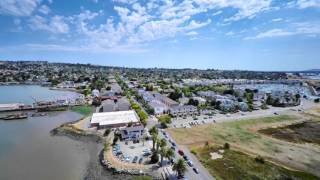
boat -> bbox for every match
[0,113,28,120]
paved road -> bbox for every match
[159,129,215,180]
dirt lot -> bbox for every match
[259,120,320,145]
[168,114,320,177]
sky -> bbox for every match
[0,0,319,71]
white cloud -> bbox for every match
[225,31,235,36]
[212,10,223,16]
[193,0,272,22]
[14,18,21,25]
[271,18,283,22]
[185,31,198,36]
[296,0,320,9]
[245,29,294,39]
[29,15,69,34]
[245,21,320,39]
[38,5,50,14]
[0,0,42,16]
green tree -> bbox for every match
[160,147,167,166]
[150,150,159,163]
[165,148,175,162]
[149,126,158,135]
[151,133,158,150]
[173,158,187,177]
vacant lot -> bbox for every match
[193,145,318,180]
[259,120,320,145]
[168,115,320,177]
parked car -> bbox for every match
[171,146,176,151]
[138,157,143,164]
[193,167,199,174]
[183,155,189,161]
[171,142,176,147]
[170,158,175,164]
[177,175,185,179]
[187,160,193,167]
[132,156,138,163]
[178,150,184,156]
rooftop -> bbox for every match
[91,110,140,126]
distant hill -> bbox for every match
[302,69,320,73]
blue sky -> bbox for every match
[0,0,319,71]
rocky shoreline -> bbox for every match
[51,119,160,180]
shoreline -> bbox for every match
[51,116,159,179]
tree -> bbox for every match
[146,85,153,91]
[160,147,167,166]
[158,115,172,128]
[165,148,175,162]
[150,150,159,163]
[169,90,182,101]
[151,134,158,150]
[187,99,199,106]
[83,88,91,97]
[172,158,187,177]
[159,138,167,149]
[156,136,162,152]
[149,126,158,135]
[113,136,119,145]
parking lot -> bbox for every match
[170,114,217,128]
[112,139,153,165]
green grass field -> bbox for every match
[70,105,94,116]
[168,115,320,178]
[194,145,318,180]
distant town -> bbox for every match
[1,60,320,180]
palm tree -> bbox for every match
[172,158,187,178]
[159,147,167,166]
[165,148,175,163]
[152,134,158,150]
[158,138,167,149]
[149,126,158,135]
[156,137,162,152]
[142,133,147,146]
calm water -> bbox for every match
[0,85,133,180]
[0,86,90,180]
[0,112,91,180]
[0,85,80,105]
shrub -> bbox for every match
[224,143,230,149]
[113,136,119,145]
[104,129,111,136]
[191,150,197,155]
[150,151,159,163]
[255,155,265,164]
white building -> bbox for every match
[90,110,140,129]
[119,124,144,140]
[170,105,198,116]
[92,89,100,97]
